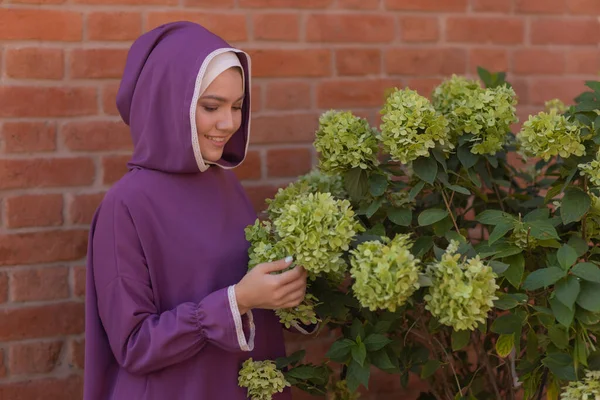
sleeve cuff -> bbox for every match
[228,285,255,351]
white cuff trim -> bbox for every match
[290,321,319,335]
[228,285,255,351]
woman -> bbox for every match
[84,21,308,399]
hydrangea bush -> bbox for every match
[238,70,600,400]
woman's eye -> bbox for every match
[202,106,218,112]
[233,105,243,111]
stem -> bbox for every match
[441,188,460,233]
[536,368,549,400]
[474,334,502,400]
[416,317,454,399]
[486,162,506,212]
[582,176,588,243]
[431,335,463,396]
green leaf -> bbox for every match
[491,313,522,335]
[467,168,482,188]
[576,335,589,367]
[457,145,479,169]
[585,80,600,92]
[542,353,577,381]
[504,254,525,289]
[494,293,526,310]
[352,342,367,366]
[445,184,470,195]
[571,262,600,283]
[421,360,441,379]
[544,184,564,204]
[418,209,449,226]
[476,210,516,225]
[550,297,575,328]
[409,181,426,201]
[526,220,559,240]
[346,360,371,392]
[412,236,434,258]
[488,222,514,245]
[548,325,569,349]
[577,281,600,312]
[413,156,438,185]
[344,168,369,201]
[326,339,355,362]
[568,235,589,257]
[285,365,324,381]
[493,244,522,259]
[365,197,384,218]
[369,174,388,197]
[561,187,592,225]
[275,350,306,369]
[555,276,580,310]
[364,334,392,352]
[496,334,514,357]
[388,208,412,227]
[557,245,578,270]
[451,329,470,351]
[373,321,393,334]
[432,148,448,172]
[523,208,549,222]
[526,329,539,362]
[522,267,565,290]
[350,319,365,341]
[370,348,396,371]
[489,261,509,275]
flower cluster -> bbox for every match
[585,193,600,241]
[275,293,320,329]
[579,149,600,187]
[510,222,538,250]
[432,75,518,155]
[517,110,585,161]
[424,241,499,331]
[328,379,361,400]
[545,98,568,114]
[560,370,600,400]
[314,110,379,174]
[380,88,452,164]
[349,234,421,312]
[238,358,290,400]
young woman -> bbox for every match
[84,21,308,399]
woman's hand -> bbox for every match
[235,257,307,315]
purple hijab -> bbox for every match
[83,21,290,399]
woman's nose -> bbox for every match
[216,111,234,131]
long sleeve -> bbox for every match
[91,196,254,376]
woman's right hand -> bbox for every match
[234,257,308,315]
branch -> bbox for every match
[486,161,506,212]
[441,188,460,233]
[474,334,502,400]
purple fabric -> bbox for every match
[84,21,290,399]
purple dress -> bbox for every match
[83,22,291,400]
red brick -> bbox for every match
[0,158,95,190]
[253,13,299,41]
[265,82,311,110]
[532,19,600,45]
[472,0,512,11]
[1,122,57,153]
[0,302,84,340]
[336,49,381,76]
[251,113,319,144]
[70,338,85,369]
[102,83,120,116]
[405,78,443,98]
[513,49,566,75]
[511,78,530,106]
[337,0,380,8]
[386,0,467,11]
[185,0,235,6]
[267,148,312,178]
[251,84,261,113]
[0,230,88,266]
[239,0,332,7]
[0,9,82,41]
[0,375,82,400]
[385,48,467,76]
[73,266,86,298]
[88,12,141,41]
[399,16,439,43]
[102,155,130,185]
[9,0,66,3]
[0,273,7,304]
[69,193,105,225]
[0,87,97,118]
[62,121,132,151]
[11,267,70,302]
[5,48,64,79]
[243,185,282,212]
[447,17,525,44]
[566,49,600,74]
[5,194,63,229]
[233,150,261,181]
[146,12,247,41]
[75,0,175,4]
[469,48,509,73]
[306,14,394,43]
[70,48,128,79]
[317,80,395,109]
[516,0,567,13]
[0,349,6,378]
[568,0,600,13]
[9,340,64,374]
[529,78,589,106]
[248,49,331,77]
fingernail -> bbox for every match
[285,256,293,263]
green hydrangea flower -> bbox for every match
[274,192,364,277]
[314,110,379,174]
[350,234,421,312]
[432,75,518,155]
[380,88,452,164]
[510,221,538,250]
[238,358,290,400]
[579,149,600,187]
[545,98,568,114]
[560,370,600,400]
[585,193,600,241]
[245,220,287,269]
[517,110,585,161]
[275,292,320,329]
[425,241,499,331]
[328,379,361,400]
[266,169,346,218]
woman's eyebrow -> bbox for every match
[200,94,245,102]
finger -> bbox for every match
[279,276,307,295]
[258,256,294,274]
[280,292,306,308]
[274,264,305,286]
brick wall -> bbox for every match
[0,0,599,399]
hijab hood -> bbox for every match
[117,21,251,173]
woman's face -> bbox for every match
[196,67,244,163]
